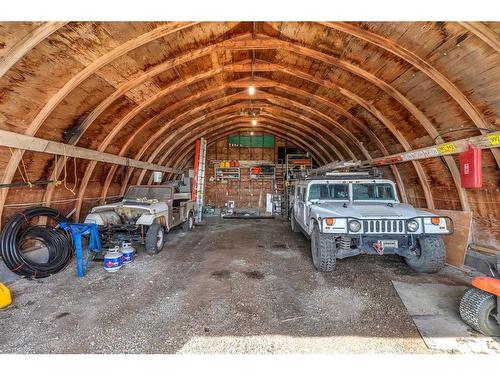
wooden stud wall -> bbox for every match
[204,136,297,210]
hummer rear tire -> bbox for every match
[290,211,300,233]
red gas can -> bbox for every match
[459,145,482,188]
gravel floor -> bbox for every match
[0,217,469,354]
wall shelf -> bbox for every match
[215,167,240,181]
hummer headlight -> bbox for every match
[348,220,361,232]
[407,219,419,232]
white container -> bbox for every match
[152,171,163,183]
[103,246,123,272]
[120,242,135,264]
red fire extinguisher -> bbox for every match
[459,145,482,188]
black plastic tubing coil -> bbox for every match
[0,207,73,278]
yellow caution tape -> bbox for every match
[437,143,456,154]
[488,133,500,146]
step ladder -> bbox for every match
[272,164,285,216]
[193,138,207,223]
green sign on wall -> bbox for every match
[228,134,275,148]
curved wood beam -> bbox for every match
[96,77,375,205]
[0,22,199,224]
[134,109,335,186]
[78,90,371,211]
[95,75,403,205]
[458,22,500,54]
[145,115,337,183]
[28,39,447,213]
[45,69,365,205]
[170,137,408,206]
[46,40,463,206]
[165,120,327,173]
[73,93,348,214]
[104,125,318,205]
[321,21,499,170]
[171,125,317,180]
[100,88,413,208]
[133,98,362,185]
[321,22,496,132]
[168,126,409,204]
[3,30,470,221]
[0,21,68,78]
[147,122,325,186]
[341,88,434,208]
[149,111,411,203]
[86,54,460,208]
[78,107,335,219]
[127,108,334,192]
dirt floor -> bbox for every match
[0,217,471,354]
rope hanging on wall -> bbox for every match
[61,144,78,195]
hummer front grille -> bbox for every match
[363,219,405,234]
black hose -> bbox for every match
[0,207,73,278]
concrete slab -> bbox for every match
[392,281,500,354]
[0,218,477,354]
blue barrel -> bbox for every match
[103,246,122,272]
[120,242,135,264]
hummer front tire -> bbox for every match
[404,235,445,273]
[310,221,336,272]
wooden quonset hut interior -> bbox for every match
[0,21,499,354]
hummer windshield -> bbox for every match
[308,184,349,201]
[352,183,395,201]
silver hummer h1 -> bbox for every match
[290,172,453,273]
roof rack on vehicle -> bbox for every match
[307,160,383,179]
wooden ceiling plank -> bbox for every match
[0,22,198,225]
[458,22,500,54]
[321,22,500,170]
[0,21,68,78]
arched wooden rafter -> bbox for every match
[2,21,495,223]
[458,22,500,54]
[50,50,470,213]
[125,92,434,206]
[70,96,359,219]
[4,43,436,214]
[82,72,432,212]
[0,22,68,78]
[103,95,412,201]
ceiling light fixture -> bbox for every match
[251,118,257,126]
[250,131,254,135]
[248,85,255,95]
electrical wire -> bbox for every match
[3,195,123,208]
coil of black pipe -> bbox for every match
[0,207,73,278]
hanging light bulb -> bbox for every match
[250,131,254,135]
[251,118,257,126]
[248,85,256,95]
